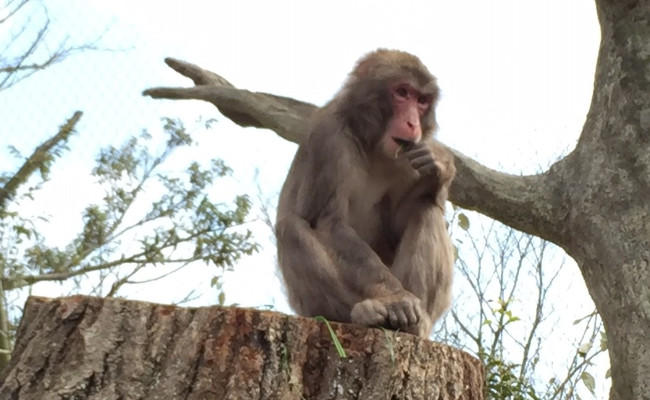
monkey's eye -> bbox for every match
[417,95,431,105]
[395,86,409,99]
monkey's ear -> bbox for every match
[352,49,389,79]
[353,58,373,79]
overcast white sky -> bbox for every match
[1,0,607,395]
[2,0,600,303]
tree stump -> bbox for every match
[0,296,484,399]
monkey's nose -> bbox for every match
[406,118,421,130]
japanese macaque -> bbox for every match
[276,49,455,337]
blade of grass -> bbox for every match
[381,327,395,364]
[314,316,347,358]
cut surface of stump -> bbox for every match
[0,296,484,399]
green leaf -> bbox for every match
[581,371,595,394]
[381,327,395,364]
[577,342,592,357]
[218,291,226,306]
[508,315,520,323]
[314,316,347,358]
[600,330,608,351]
[458,213,470,231]
[13,225,32,238]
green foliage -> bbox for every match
[480,304,540,400]
[580,371,595,395]
[457,212,470,231]
[484,354,540,400]
[1,116,258,294]
[0,116,260,365]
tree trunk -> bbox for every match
[0,296,484,400]
[557,2,650,399]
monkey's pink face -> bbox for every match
[381,83,433,158]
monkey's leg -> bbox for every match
[277,213,419,327]
[390,207,454,337]
[277,215,353,322]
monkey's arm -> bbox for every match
[391,203,454,327]
[390,142,456,334]
[295,131,406,299]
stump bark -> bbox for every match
[0,296,483,399]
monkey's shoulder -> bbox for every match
[298,121,364,171]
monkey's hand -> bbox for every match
[350,291,423,330]
[403,142,442,178]
[402,142,448,201]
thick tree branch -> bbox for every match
[144,58,313,144]
[144,58,566,242]
[0,111,82,211]
[449,150,568,243]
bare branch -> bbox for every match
[0,0,29,24]
[0,1,110,90]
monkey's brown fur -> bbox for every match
[276,49,455,337]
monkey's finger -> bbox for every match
[418,164,440,177]
[371,301,388,319]
[367,312,386,326]
[405,147,431,160]
[413,162,439,177]
[410,155,435,169]
[405,302,419,325]
[387,308,398,327]
[388,307,406,328]
[397,304,413,327]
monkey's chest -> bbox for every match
[348,186,397,262]
[349,198,385,241]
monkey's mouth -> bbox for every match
[393,138,413,151]
[392,138,413,159]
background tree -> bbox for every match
[0,0,101,90]
[0,115,258,370]
[144,1,650,398]
[0,0,258,371]
[440,210,606,399]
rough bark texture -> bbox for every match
[142,2,650,398]
[0,296,484,400]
